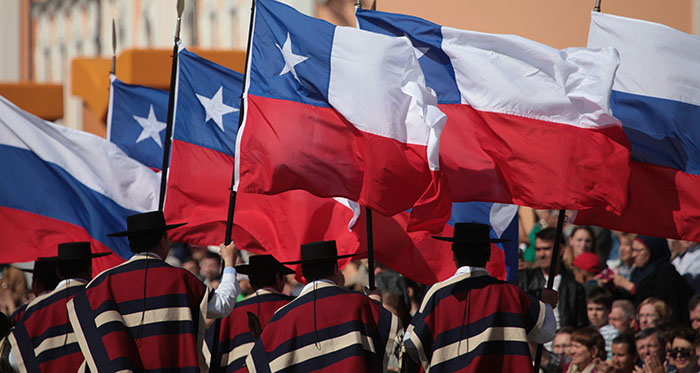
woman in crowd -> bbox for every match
[565,327,607,373]
[613,233,636,280]
[564,226,597,270]
[667,328,699,373]
[636,297,672,330]
[613,235,694,324]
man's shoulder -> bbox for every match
[88,257,198,289]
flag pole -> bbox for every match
[533,209,566,372]
[213,0,257,371]
[157,0,185,211]
[594,0,602,12]
[111,19,116,75]
[353,0,379,293]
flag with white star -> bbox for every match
[236,0,450,230]
[164,46,244,246]
[106,75,168,170]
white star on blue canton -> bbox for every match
[132,104,166,147]
[195,86,238,132]
[276,33,309,84]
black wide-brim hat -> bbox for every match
[433,223,510,245]
[37,242,111,261]
[280,240,356,265]
[107,211,186,238]
[236,255,295,275]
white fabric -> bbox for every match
[0,95,159,213]
[439,26,621,130]
[543,273,563,329]
[300,279,336,295]
[588,11,700,106]
[328,27,446,171]
[672,245,700,278]
[489,204,518,238]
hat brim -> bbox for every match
[280,253,357,265]
[432,236,511,244]
[107,222,188,237]
[37,252,112,262]
[235,264,295,276]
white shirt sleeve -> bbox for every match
[206,267,241,318]
[528,303,557,344]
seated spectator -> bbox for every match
[689,295,700,333]
[635,328,667,372]
[181,257,202,280]
[613,233,636,280]
[564,327,607,373]
[609,299,637,335]
[587,287,618,359]
[200,251,222,285]
[667,327,698,373]
[519,227,588,329]
[669,240,700,293]
[573,252,604,293]
[563,226,596,271]
[610,334,637,373]
[613,236,694,325]
[637,297,672,330]
[0,266,27,317]
[552,326,575,358]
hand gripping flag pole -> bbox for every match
[157,0,185,211]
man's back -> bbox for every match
[406,269,548,372]
[9,280,85,372]
[206,289,292,372]
[246,281,400,372]
[68,255,208,372]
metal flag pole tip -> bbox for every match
[594,0,602,12]
[111,19,116,74]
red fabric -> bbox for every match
[575,161,700,241]
[0,206,124,275]
[237,95,451,229]
[439,104,631,214]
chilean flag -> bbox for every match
[356,9,631,215]
[107,75,168,171]
[235,0,450,229]
[0,95,159,273]
[575,12,700,240]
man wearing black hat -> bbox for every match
[245,240,401,372]
[66,211,241,372]
[9,259,60,325]
[402,223,558,372]
[205,254,294,372]
[7,241,109,372]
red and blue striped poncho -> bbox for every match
[405,269,547,372]
[205,289,292,372]
[67,255,209,372]
[246,281,401,372]
[8,280,86,372]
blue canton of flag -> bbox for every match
[173,47,243,156]
[106,75,168,170]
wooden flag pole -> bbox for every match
[532,209,566,372]
[157,0,185,211]
[213,0,257,371]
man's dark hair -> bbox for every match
[535,227,565,245]
[556,325,575,336]
[671,327,698,346]
[688,294,700,311]
[453,243,490,268]
[202,251,222,264]
[612,334,637,356]
[57,259,91,280]
[587,287,614,309]
[129,232,164,253]
[301,261,336,282]
[249,272,280,290]
[634,327,664,345]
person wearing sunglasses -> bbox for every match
[668,328,699,373]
